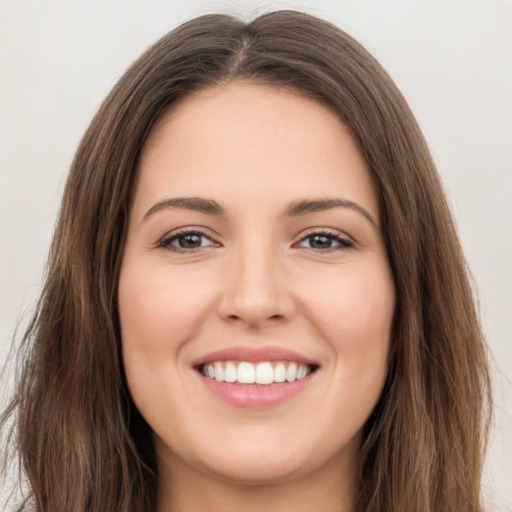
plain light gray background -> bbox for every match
[1,0,511,508]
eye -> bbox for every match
[296,231,354,251]
[158,230,217,252]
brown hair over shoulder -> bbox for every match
[1,10,491,512]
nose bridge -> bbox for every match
[218,236,293,327]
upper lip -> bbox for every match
[191,346,320,368]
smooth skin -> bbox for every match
[118,82,395,512]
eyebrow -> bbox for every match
[143,196,376,227]
[144,197,225,220]
[285,198,377,227]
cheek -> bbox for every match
[305,263,394,341]
[117,261,221,423]
[303,263,394,384]
[117,261,214,424]
[118,262,215,356]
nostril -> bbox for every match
[223,312,285,328]
[217,279,296,327]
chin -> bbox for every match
[198,449,311,485]
[179,425,359,487]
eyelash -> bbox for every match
[157,228,354,254]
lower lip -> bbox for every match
[197,372,315,409]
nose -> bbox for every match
[217,245,296,329]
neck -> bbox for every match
[155,446,358,512]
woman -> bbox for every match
[0,10,491,512]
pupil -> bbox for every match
[310,235,332,249]
[179,234,202,248]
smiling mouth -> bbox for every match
[197,361,319,385]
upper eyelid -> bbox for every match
[299,227,344,235]
[295,227,353,242]
[160,226,216,241]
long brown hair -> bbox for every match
[1,10,491,512]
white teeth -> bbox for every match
[274,363,286,382]
[224,362,237,383]
[214,361,224,382]
[286,362,297,382]
[297,364,308,380]
[237,362,256,383]
[203,361,312,385]
[255,362,274,384]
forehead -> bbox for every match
[135,82,378,220]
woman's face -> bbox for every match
[119,83,395,486]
